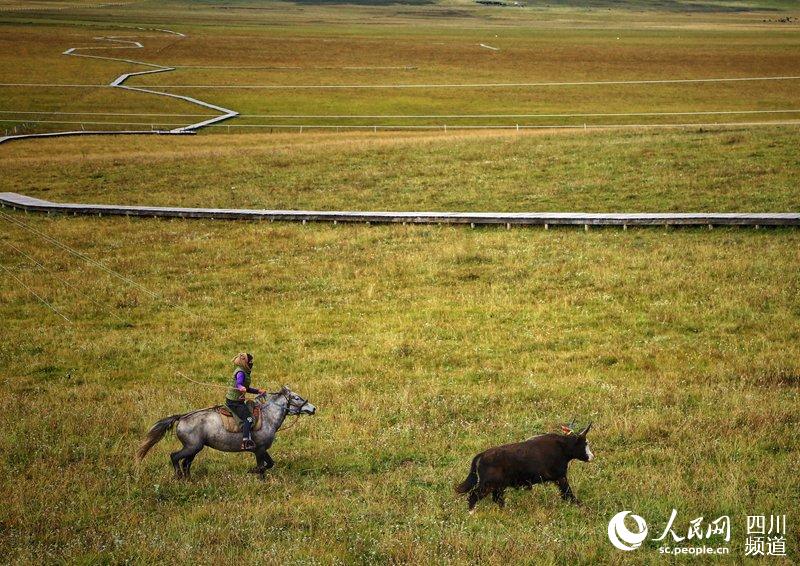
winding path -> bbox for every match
[0,29,238,144]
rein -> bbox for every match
[256,390,307,432]
[280,414,302,431]
[176,371,229,390]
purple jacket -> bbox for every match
[235,370,261,394]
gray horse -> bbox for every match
[136,386,316,478]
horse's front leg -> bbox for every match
[249,445,274,477]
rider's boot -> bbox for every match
[240,417,255,450]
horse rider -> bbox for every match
[226,352,267,450]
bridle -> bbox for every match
[280,390,310,416]
[255,389,310,430]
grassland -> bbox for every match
[1,0,799,564]
[2,127,799,212]
[1,0,800,133]
[1,198,799,564]
[1,127,799,564]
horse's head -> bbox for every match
[277,385,316,416]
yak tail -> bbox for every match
[455,454,481,494]
[136,414,182,462]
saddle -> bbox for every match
[215,400,264,434]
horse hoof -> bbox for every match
[248,467,264,474]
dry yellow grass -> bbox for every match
[2,4,800,133]
[1,210,798,563]
[1,1,799,563]
[2,126,799,212]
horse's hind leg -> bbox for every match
[170,449,184,479]
[181,446,203,479]
[171,444,201,480]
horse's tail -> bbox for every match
[455,454,482,494]
[136,414,183,462]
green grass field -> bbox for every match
[1,0,799,564]
[3,127,800,212]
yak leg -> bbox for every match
[491,488,506,509]
[467,485,491,514]
[467,491,481,514]
[556,477,578,503]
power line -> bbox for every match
[221,109,800,119]
[0,210,198,320]
[2,240,127,323]
[2,75,800,89]
[3,119,800,131]
[190,120,800,130]
[2,109,800,119]
[0,263,72,323]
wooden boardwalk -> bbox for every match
[0,30,236,146]
[1,192,798,227]
[0,130,192,145]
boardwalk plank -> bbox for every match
[1,192,797,227]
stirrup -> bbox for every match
[241,438,256,451]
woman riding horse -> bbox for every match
[226,352,267,450]
[136,385,316,479]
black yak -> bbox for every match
[455,423,594,513]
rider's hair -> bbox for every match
[232,352,252,370]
